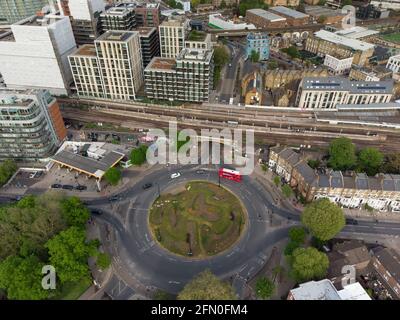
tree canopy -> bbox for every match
[281,46,300,59]
[104,167,122,186]
[281,184,293,198]
[45,226,97,284]
[328,137,357,171]
[178,270,236,300]
[61,196,90,227]
[238,0,268,16]
[255,276,275,299]
[130,145,148,166]
[358,147,384,176]
[250,50,260,63]
[290,247,329,282]
[382,153,400,174]
[289,227,307,244]
[301,198,345,241]
[0,159,17,186]
[0,255,49,300]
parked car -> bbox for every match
[170,172,181,179]
[51,184,62,189]
[345,218,358,225]
[196,170,206,174]
[29,172,36,179]
[75,185,87,191]
[142,183,153,190]
[62,185,74,190]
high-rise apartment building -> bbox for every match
[57,0,105,45]
[0,0,49,25]
[100,5,136,32]
[159,16,189,59]
[0,88,67,161]
[296,77,393,109]
[0,14,77,95]
[144,48,213,102]
[69,30,143,101]
[134,3,160,28]
[138,27,160,68]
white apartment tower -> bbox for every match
[69,30,143,100]
[0,14,77,95]
[159,16,189,59]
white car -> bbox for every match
[170,172,181,179]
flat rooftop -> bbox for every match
[137,27,156,36]
[52,149,124,179]
[14,14,65,27]
[305,5,345,17]
[71,44,97,57]
[247,9,286,22]
[290,279,341,300]
[270,6,309,19]
[96,30,137,42]
[177,48,213,62]
[335,26,379,39]
[146,57,176,71]
[314,30,375,51]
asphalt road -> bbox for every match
[85,164,400,297]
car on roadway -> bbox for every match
[345,218,358,225]
[170,172,181,179]
[62,185,74,190]
[90,209,103,216]
[51,184,62,189]
[142,183,153,190]
[75,185,87,191]
[108,195,120,202]
[196,169,206,174]
[228,63,232,67]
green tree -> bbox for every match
[273,176,281,186]
[318,0,326,5]
[341,0,352,6]
[281,184,293,198]
[255,276,275,299]
[191,0,200,7]
[261,163,267,172]
[238,0,268,16]
[250,49,260,63]
[178,270,236,300]
[358,147,383,176]
[268,60,278,70]
[45,227,97,283]
[290,247,329,282]
[382,153,400,174]
[130,145,148,166]
[317,15,327,24]
[220,0,227,8]
[0,159,17,186]
[0,255,49,300]
[301,198,345,241]
[284,241,300,256]
[104,167,122,186]
[328,137,357,170]
[61,196,90,227]
[214,46,229,66]
[307,159,320,169]
[289,227,306,244]
[97,252,111,269]
[281,46,300,59]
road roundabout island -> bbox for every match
[88,164,297,296]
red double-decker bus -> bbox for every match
[219,168,242,182]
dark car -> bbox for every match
[90,209,103,216]
[51,184,62,189]
[142,183,153,190]
[62,185,74,190]
[345,218,358,225]
[109,195,119,202]
[196,169,206,174]
[75,185,87,191]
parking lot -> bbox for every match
[10,170,45,189]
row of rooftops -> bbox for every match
[300,77,394,94]
[271,146,400,192]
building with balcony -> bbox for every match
[0,0,48,25]
[144,48,213,102]
[159,16,190,59]
[58,0,105,45]
[0,14,77,95]
[138,27,160,68]
[100,5,136,32]
[323,53,353,75]
[0,88,67,161]
[296,77,393,109]
[387,54,400,74]
[69,30,143,100]
[134,3,160,28]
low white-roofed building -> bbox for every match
[337,282,372,300]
